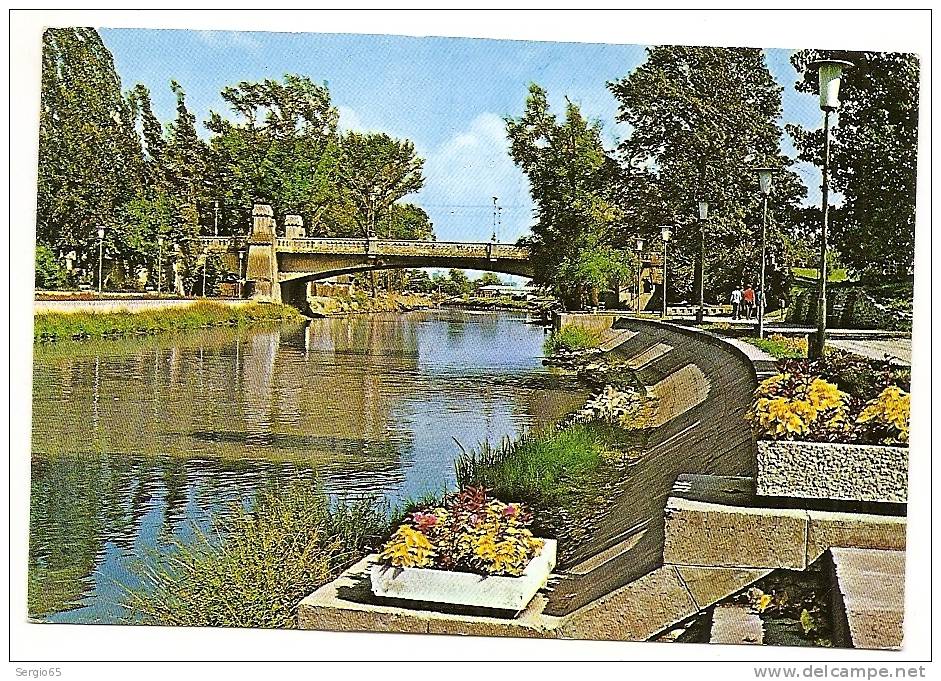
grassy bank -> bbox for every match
[543,324,602,354]
[122,482,389,628]
[34,301,303,342]
[307,291,436,316]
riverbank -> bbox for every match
[307,291,438,316]
[442,294,555,314]
[33,300,303,342]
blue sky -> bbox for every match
[100,28,825,248]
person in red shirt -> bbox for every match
[742,285,756,320]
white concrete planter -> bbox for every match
[369,539,557,614]
[757,440,908,504]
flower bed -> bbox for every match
[371,487,555,613]
[747,352,910,503]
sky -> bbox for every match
[99,28,827,251]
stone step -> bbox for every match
[710,604,764,645]
[829,547,905,650]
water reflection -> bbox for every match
[30,310,585,623]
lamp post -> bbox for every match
[754,167,775,339]
[491,196,498,242]
[635,236,646,314]
[695,201,709,323]
[660,225,673,319]
[213,200,221,237]
[237,248,245,298]
[808,58,853,359]
[202,247,209,298]
[156,236,165,295]
[96,226,106,295]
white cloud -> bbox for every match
[416,112,534,244]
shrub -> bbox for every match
[35,243,68,290]
[747,373,849,440]
[856,386,910,445]
[122,482,388,628]
[543,324,601,354]
[379,486,543,576]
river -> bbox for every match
[29,309,586,624]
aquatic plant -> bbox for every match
[543,324,602,355]
[122,481,388,629]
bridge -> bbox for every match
[197,204,533,307]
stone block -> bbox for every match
[559,566,698,641]
[830,547,905,650]
[806,510,907,564]
[710,604,764,645]
[757,440,908,504]
[663,497,808,569]
[674,566,771,609]
[297,556,562,638]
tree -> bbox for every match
[205,75,341,233]
[474,272,503,290]
[506,84,630,309]
[38,28,144,275]
[441,268,473,297]
[788,50,918,279]
[338,132,425,237]
[609,46,806,304]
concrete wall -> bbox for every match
[551,312,619,333]
[757,440,908,504]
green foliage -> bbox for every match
[609,46,804,305]
[788,50,918,279]
[506,84,631,308]
[742,334,807,359]
[34,243,67,290]
[543,325,602,354]
[122,481,389,628]
[454,424,609,506]
[474,271,504,289]
[34,302,303,342]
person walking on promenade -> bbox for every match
[730,285,743,320]
[742,284,756,320]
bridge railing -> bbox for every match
[195,237,247,251]
[276,238,529,260]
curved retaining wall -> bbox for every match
[545,318,762,615]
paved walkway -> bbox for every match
[544,320,759,616]
[827,338,911,366]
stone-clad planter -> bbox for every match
[757,440,908,504]
[370,539,557,614]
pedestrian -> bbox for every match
[742,284,756,320]
[730,285,742,320]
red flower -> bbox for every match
[411,512,438,531]
[502,504,519,519]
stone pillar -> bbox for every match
[245,203,281,302]
[284,214,306,239]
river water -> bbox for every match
[29,309,585,623]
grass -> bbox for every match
[454,424,611,507]
[122,481,389,629]
[34,301,303,343]
[792,267,849,282]
[543,324,602,355]
[742,334,808,359]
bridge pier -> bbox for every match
[245,204,281,303]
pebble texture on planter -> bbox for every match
[757,440,908,503]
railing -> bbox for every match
[195,237,247,251]
[275,238,530,260]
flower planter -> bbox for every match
[756,440,908,504]
[370,539,557,614]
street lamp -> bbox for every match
[202,247,209,298]
[695,201,709,323]
[660,226,673,319]
[96,226,106,295]
[491,196,498,242]
[807,58,853,358]
[635,236,646,314]
[156,235,165,295]
[213,200,221,237]
[237,248,246,298]
[753,167,775,339]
